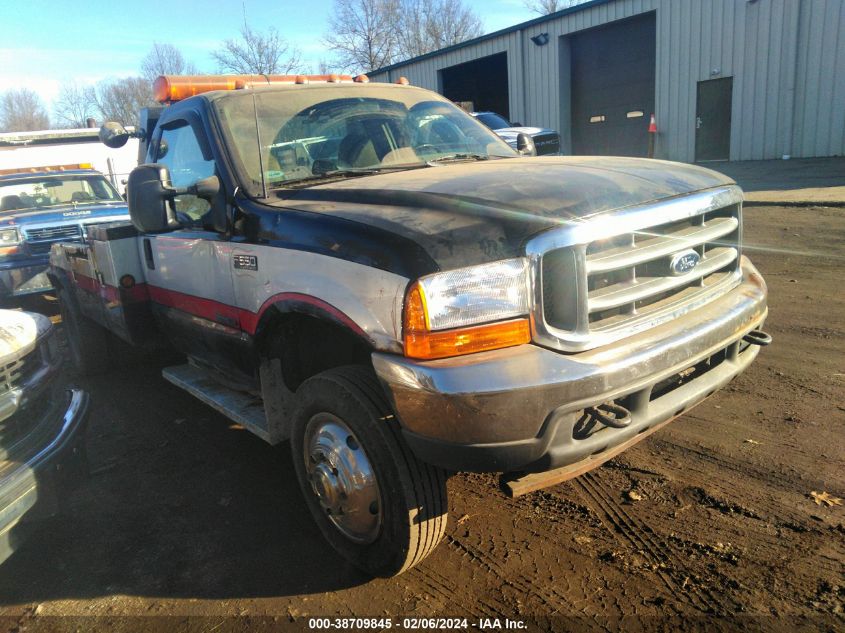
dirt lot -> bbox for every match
[0,204,843,632]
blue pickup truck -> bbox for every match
[0,165,130,299]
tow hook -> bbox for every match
[743,329,772,346]
[586,402,633,429]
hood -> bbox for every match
[0,310,51,367]
[0,201,128,228]
[270,156,735,269]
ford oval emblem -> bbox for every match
[669,249,700,276]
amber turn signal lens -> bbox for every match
[403,282,531,360]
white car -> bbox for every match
[0,309,89,564]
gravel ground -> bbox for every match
[1,204,843,633]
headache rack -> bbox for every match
[528,186,744,352]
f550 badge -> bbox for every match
[233,254,258,271]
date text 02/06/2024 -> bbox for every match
[307,617,528,629]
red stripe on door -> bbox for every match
[146,285,242,328]
[71,273,366,340]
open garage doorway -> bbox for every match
[440,53,510,120]
[569,13,656,156]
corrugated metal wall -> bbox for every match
[370,0,845,162]
[794,0,845,159]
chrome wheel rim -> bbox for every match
[303,413,382,544]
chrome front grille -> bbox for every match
[0,345,42,397]
[529,186,744,352]
[24,225,82,241]
[0,357,29,394]
[585,207,739,329]
[23,224,83,255]
[533,133,561,156]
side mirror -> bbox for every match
[126,164,181,233]
[100,122,130,149]
[188,175,228,234]
[517,133,537,156]
[188,175,220,200]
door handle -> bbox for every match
[696,117,703,129]
[143,238,155,270]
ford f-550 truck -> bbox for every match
[49,74,770,577]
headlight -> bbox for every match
[0,228,20,245]
[419,258,531,330]
[404,258,532,360]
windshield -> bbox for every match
[474,112,512,130]
[213,85,516,194]
[0,174,123,213]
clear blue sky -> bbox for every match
[0,0,535,115]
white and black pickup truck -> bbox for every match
[49,74,770,577]
[471,111,561,156]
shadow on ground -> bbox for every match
[704,156,845,192]
[0,362,369,603]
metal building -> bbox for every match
[369,0,845,162]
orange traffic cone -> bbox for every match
[648,114,657,157]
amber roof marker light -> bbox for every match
[0,163,93,176]
[152,74,358,103]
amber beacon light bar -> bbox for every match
[152,74,410,104]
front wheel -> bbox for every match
[291,366,448,577]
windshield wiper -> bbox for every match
[268,164,429,190]
[268,169,380,189]
[426,153,490,165]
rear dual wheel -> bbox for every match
[291,366,448,577]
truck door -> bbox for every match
[141,117,244,374]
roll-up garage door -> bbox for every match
[570,13,656,157]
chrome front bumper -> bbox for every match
[373,256,768,473]
[0,389,90,564]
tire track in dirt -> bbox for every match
[445,535,586,618]
[573,471,736,614]
[651,436,813,493]
[456,478,604,535]
[647,436,834,533]
[409,564,508,619]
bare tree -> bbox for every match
[212,25,302,74]
[92,77,154,128]
[325,0,482,72]
[324,0,400,72]
[141,42,199,81]
[0,88,50,132]
[523,0,585,16]
[396,0,482,58]
[54,82,98,128]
